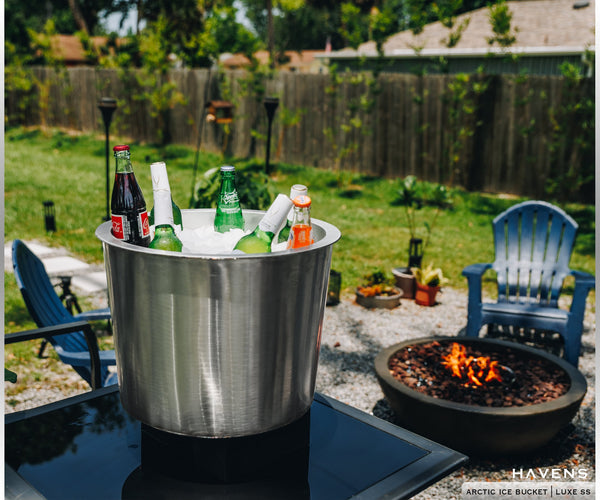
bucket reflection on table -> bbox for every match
[96,209,341,438]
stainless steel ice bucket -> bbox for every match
[96,209,340,438]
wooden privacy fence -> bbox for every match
[5,67,594,200]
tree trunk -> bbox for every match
[68,0,89,34]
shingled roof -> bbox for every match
[332,0,594,57]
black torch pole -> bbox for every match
[98,98,117,221]
[263,97,279,176]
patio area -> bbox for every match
[5,279,595,498]
[318,290,595,498]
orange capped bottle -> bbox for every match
[287,195,314,249]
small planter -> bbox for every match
[392,267,415,300]
[414,282,440,306]
[356,287,403,309]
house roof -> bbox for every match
[326,0,595,58]
[50,35,112,64]
[221,50,327,71]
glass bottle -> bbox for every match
[149,171,182,234]
[287,195,314,249]
[110,145,151,247]
[149,162,183,252]
[214,165,244,233]
[233,194,293,254]
[277,184,308,243]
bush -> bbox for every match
[191,160,278,210]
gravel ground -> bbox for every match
[316,289,596,499]
[5,287,595,499]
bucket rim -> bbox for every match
[96,208,341,259]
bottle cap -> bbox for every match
[221,165,235,172]
[151,162,171,191]
[113,145,130,152]
[292,195,311,208]
[290,184,308,200]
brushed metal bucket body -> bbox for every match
[96,209,340,437]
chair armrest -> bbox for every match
[5,321,102,390]
[74,308,111,322]
[570,270,595,289]
[568,270,595,316]
[53,348,116,367]
[462,263,493,308]
[462,263,493,279]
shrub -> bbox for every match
[191,160,277,210]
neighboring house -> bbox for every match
[321,0,595,75]
[221,50,328,73]
[48,35,114,66]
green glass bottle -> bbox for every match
[233,194,293,254]
[277,184,308,243]
[214,165,244,233]
[149,162,183,252]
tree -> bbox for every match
[5,0,126,61]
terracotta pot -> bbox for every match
[355,287,403,309]
[414,282,440,306]
[392,267,415,299]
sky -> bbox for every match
[100,9,143,36]
[100,1,252,36]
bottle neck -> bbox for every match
[258,194,293,235]
[292,206,311,227]
[154,224,176,234]
[114,153,133,174]
[287,185,308,222]
[220,174,237,195]
[153,190,174,226]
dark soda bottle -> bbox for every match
[110,145,151,246]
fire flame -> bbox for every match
[441,343,504,387]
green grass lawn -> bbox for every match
[5,126,596,336]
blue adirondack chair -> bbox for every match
[11,239,117,387]
[462,201,594,367]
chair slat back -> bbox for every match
[12,240,73,327]
[492,201,577,307]
[12,240,102,385]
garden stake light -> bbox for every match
[43,200,56,233]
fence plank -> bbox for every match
[5,67,593,201]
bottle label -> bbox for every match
[111,214,127,240]
[259,194,293,234]
[139,211,150,237]
[288,224,314,249]
[222,192,239,204]
[112,211,150,241]
[152,192,174,227]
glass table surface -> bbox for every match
[5,386,467,500]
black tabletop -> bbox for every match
[5,386,467,500]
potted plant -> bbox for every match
[392,176,452,299]
[411,264,448,306]
[356,271,403,309]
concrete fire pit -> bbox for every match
[375,337,587,456]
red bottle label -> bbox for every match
[111,214,126,240]
[139,211,150,237]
